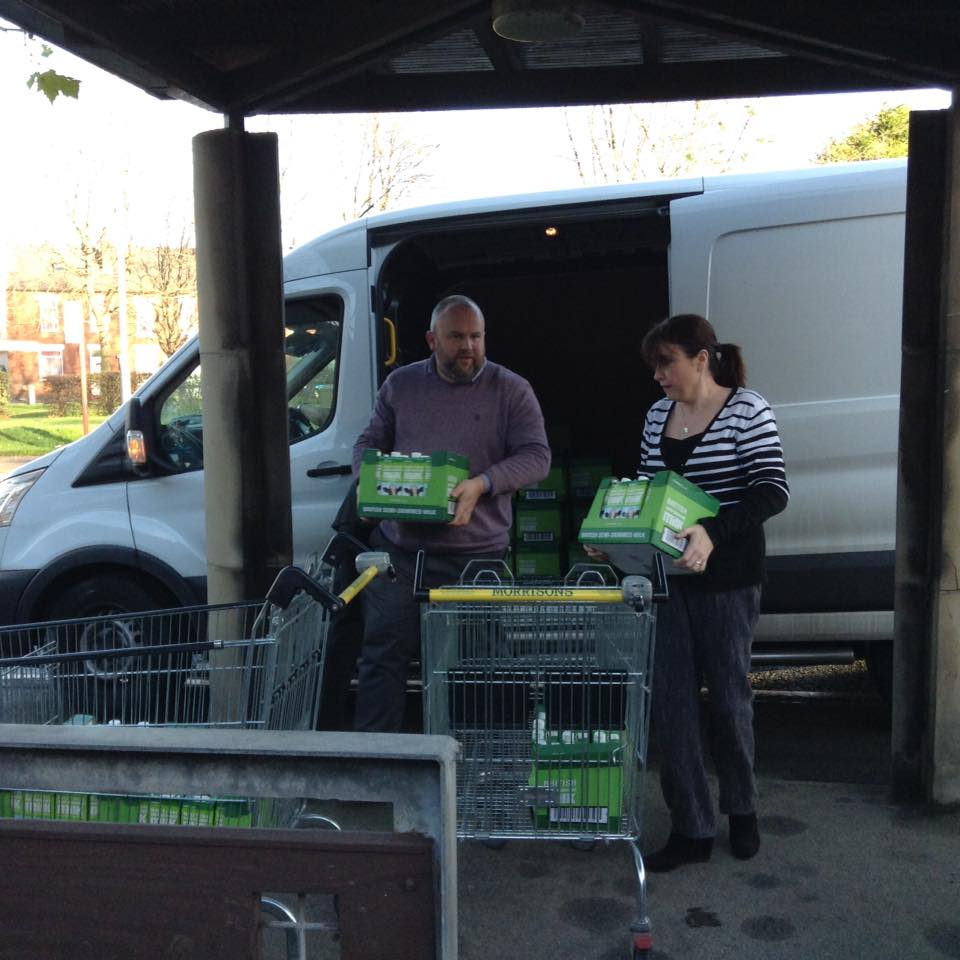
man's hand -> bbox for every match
[449,475,487,526]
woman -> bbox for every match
[638,313,789,871]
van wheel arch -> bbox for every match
[40,570,176,622]
[22,554,194,625]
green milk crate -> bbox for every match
[637,470,721,557]
[567,457,612,500]
[213,799,254,827]
[55,792,90,821]
[517,462,567,503]
[11,790,57,819]
[514,545,566,579]
[529,710,625,831]
[139,796,183,825]
[180,796,218,826]
[514,503,565,546]
[88,794,141,823]
[578,470,719,558]
[357,449,469,522]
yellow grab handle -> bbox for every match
[338,564,381,606]
[383,317,398,368]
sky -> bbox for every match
[0,20,952,255]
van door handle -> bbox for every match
[307,462,353,478]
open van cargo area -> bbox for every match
[376,202,674,477]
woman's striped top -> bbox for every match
[640,387,789,588]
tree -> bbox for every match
[273,113,438,250]
[2,26,81,102]
[815,104,910,164]
[344,114,437,220]
[563,100,765,185]
[130,227,198,358]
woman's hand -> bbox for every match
[583,544,610,563]
[676,523,715,573]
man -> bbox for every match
[351,294,551,732]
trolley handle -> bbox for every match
[413,549,429,602]
[319,530,370,572]
[413,549,659,609]
[266,555,394,613]
[650,552,670,603]
[266,566,346,611]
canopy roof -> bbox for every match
[1,1,955,118]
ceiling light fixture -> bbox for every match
[491,0,585,43]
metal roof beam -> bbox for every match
[256,58,924,116]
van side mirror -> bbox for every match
[125,396,158,477]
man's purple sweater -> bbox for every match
[352,357,551,554]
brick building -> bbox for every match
[2,243,197,403]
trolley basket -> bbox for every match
[417,552,668,959]
[0,533,390,730]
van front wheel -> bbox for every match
[44,575,173,722]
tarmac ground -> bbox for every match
[457,775,960,960]
[454,691,960,960]
[0,456,36,477]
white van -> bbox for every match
[0,159,906,685]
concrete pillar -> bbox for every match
[931,101,960,804]
[192,129,293,605]
[891,109,949,800]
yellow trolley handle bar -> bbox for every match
[339,550,396,607]
[338,564,381,606]
[411,550,665,610]
[426,585,628,604]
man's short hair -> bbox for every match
[430,294,484,332]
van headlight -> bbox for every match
[0,468,45,527]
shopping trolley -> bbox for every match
[0,533,392,730]
[0,536,395,960]
[417,552,668,960]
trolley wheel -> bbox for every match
[569,839,597,851]
[632,928,653,958]
[45,575,175,723]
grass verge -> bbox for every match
[0,404,109,457]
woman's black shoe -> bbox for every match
[643,833,713,873]
[729,813,760,860]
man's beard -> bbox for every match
[439,355,479,383]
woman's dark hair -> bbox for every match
[641,313,746,388]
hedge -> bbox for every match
[43,373,153,416]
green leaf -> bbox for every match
[27,68,81,104]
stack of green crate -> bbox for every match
[0,788,252,828]
[514,460,567,579]
[565,457,612,567]
[527,707,626,832]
